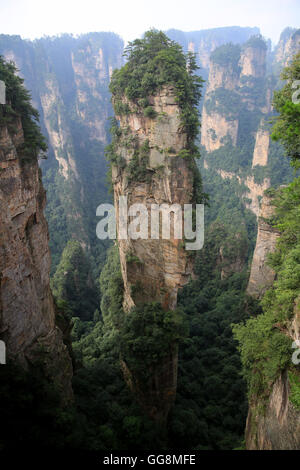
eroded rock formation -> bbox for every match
[216,169,270,218]
[245,192,300,449]
[246,369,300,450]
[111,85,197,423]
[201,39,267,152]
[246,193,280,298]
[275,28,300,67]
[0,114,73,401]
[0,33,124,252]
[252,122,269,168]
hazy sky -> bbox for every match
[0,0,299,45]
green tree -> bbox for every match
[52,240,99,321]
[234,51,300,402]
[0,55,47,161]
[271,51,300,168]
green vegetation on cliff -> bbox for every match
[0,56,47,161]
[110,29,203,142]
[272,51,300,168]
[233,52,300,402]
[243,35,268,51]
[210,43,241,69]
[51,240,99,321]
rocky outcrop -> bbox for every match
[201,50,240,151]
[246,370,300,450]
[206,60,240,93]
[275,28,300,67]
[243,176,270,217]
[113,87,195,312]
[252,122,269,168]
[245,297,300,450]
[201,37,273,217]
[216,169,270,217]
[240,43,266,78]
[40,76,78,180]
[245,191,300,450]
[219,232,248,280]
[167,27,259,72]
[0,33,124,257]
[201,38,267,152]
[112,86,197,422]
[246,193,280,297]
[201,108,238,152]
[0,115,73,401]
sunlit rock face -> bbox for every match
[111,85,197,423]
[252,123,269,168]
[246,193,280,298]
[0,33,124,253]
[0,114,73,402]
[200,38,276,218]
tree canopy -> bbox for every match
[0,56,47,160]
[271,51,300,168]
[109,29,203,142]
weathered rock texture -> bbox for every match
[0,33,124,255]
[246,193,280,297]
[112,86,196,422]
[200,37,278,218]
[246,299,300,450]
[201,41,267,152]
[240,44,266,78]
[167,27,259,72]
[252,122,269,168]
[219,233,248,280]
[246,370,300,450]
[246,194,300,450]
[0,115,73,401]
[275,28,300,67]
[216,169,270,218]
[201,108,238,152]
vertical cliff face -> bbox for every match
[246,369,300,450]
[0,114,73,401]
[109,32,202,424]
[246,193,280,298]
[111,86,196,423]
[201,38,267,153]
[200,36,281,218]
[240,44,266,78]
[252,121,269,168]
[201,45,241,151]
[39,72,78,180]
[275,28,300,67]
[167,26,259,73]
[243,189,300,450]
[113,86,195,313]
[0,33,124,265]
